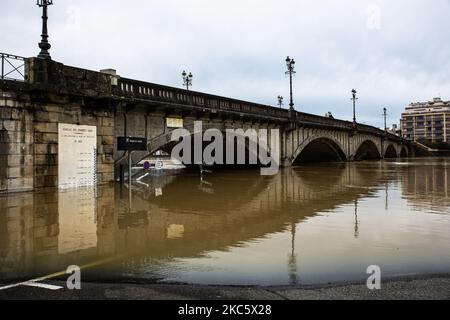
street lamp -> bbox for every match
[36,0,54,60]
[383,107,388,132]
[182,70,193,91]
[351,89,358,124]
[277,95,284,108]
[285,56,296,110]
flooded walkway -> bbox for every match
[1,158,450,286]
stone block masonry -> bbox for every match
[0,58,116,193]
[0,97,115,192]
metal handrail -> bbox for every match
[1,52,26,81]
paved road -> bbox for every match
[1,274,450,300]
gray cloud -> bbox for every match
[1,0,449,127]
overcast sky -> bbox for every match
[1,0,450,127]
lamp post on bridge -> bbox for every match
[285,56,296,111]
[36,0,53,60]
[182,70,193,91]
[383,107,388,133]
[277,95,284,108]
[351,89,358,126]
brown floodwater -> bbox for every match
[1,158,450,286]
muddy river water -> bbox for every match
[1,158,449,285]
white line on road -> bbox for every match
[0,254,125,292]
[0,281,63,291]
[22,282,64,290]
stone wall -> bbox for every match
[0,58,116,193]
[0,90,34,192]
[0,95,115,192]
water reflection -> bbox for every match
[58,188,97,255]
[288,221,298,285]
[0,158,449,285]
[354,199,359,238]
[402,160,450,213]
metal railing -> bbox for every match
[1,53,26,81]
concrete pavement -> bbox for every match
[1,273,449,300]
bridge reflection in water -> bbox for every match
[1,159,450,285]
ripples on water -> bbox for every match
[0,158,449,285]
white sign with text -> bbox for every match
[58,123,97,189]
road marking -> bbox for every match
[0,281,62,291]
[0,254,125,291]
[0,283,25,291]
[22,282,64,290]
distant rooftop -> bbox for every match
[403,97,450,114]
[408,97,449,106]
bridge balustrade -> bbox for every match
[115,77,404,141]
[116,77,289,119]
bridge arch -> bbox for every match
[400,146,408,158]
[354,140,381,161]
[384,144,398,158]
[143,126,275,166]
[292,136,347,164]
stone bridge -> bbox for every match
[0,56,414,192]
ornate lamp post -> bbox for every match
[182,70,193,91]
[383,107,388,132]
[285,56,296,110]
[351,89,358,125]
[36,0,54,60]
[277,95,284,108]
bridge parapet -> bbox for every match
[24,58,113,98]
[116,77,289,120]
[115,77,404,141]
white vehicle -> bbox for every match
[137,151,186,171]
